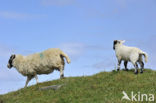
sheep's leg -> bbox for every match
[35,74,39,84]
[25,77,30,88]
[134,63,139,74]
[25,76,33,88]
[139,61,144,73]
[59,65,64,79]
[60,68,64,79]
[124,61,128,71]
[117,60,122,71]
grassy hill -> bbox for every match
[0,69,156,103]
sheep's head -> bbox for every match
[113,40,125,50]
[7,54,16,69]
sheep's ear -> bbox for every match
[121,40,125,44]
[11,54,16,59]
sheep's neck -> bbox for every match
[115,44,123,51]
[14,56,25,71]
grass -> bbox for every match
[0,69,156,103]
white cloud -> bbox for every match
[59,43,85,60]
[41,0,75,6]
[59,42,110,60]
[115,0,137,8]
[91,56,116,71]
[0,11,29,19]
[116,0,127,8]
[85,45,110,51]
[0,11,46,19]
[0,44,14,59]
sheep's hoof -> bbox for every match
[140,71,143,74]
[61,77,66,79]
[134,71,138,74]
[60,75,65,79]
[123,68,129,71]
[60,77,65,79]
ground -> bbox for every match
[0,69,156,103]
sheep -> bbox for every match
[7,48,71,87]
[113,40,148,74]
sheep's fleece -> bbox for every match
[7,48,70,87]
[113,40,148,74]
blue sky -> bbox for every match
[0,0,156,94]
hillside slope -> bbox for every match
[0,69,156,103]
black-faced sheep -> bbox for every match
[7,48,71,87]
[113,40,148,74]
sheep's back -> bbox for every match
[116,46,137,61]
[26,48,63,66]
[14,48,64,75]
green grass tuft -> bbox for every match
[0,69,156,103]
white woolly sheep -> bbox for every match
[113,40,148,74]
[7,48,71,87]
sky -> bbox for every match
[0,0,156,94]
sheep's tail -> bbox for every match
[60,52,71,64]
[140,51,148,63]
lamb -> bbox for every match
[113,40,148,74]
[7,48,71,87]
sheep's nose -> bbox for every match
[7,64,11,69]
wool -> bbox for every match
[8,48,70,87]
[113,40,148,74]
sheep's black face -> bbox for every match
[113,40,119,50]
[113,40,125,50]
[7,54,16,69]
